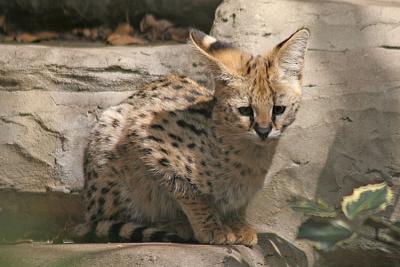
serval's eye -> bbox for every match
[272,106,286,115]
[238,106,253,117]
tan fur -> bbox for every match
[78,29,310,245]
[119,223,136,239]
[96,221,114,237]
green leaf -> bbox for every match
[297,218,353,251]
[341,182,393,220]
[291,198,337,217]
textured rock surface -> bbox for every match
[0,44,210,193]
[0,0,221,32]
[0,234,307,267]
[212,0,400,264]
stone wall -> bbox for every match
[0,44,211,193]
[1,0,400,265]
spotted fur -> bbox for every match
[75,28,310,245]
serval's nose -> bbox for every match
[254,123,272,140]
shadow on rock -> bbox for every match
[255,232,308,267]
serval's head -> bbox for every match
[190,29,310,145]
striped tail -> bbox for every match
[72,221,196,243]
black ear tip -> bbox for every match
[189,28,207,43]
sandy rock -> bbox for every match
[0,233,307,267]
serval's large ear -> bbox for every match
[269,28,310,81]
[190,29,251,79]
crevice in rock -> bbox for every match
[340,116,353,122]
[0,77,19,87]
[3,143,52,168]
[0,116,27,128]
[46,64,150,75]
[17,113,63,138]
[380,45,400,50]
[308,48,348,53]
[3,113,67,152]
[103,65,150,75]
[0,0,222,34]
[303,84,317,88]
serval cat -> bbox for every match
[75,28,310,246]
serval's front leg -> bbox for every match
[177,196,237,245]
[225,207,258,246]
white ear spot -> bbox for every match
[203,35,217,48]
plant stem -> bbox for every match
[366,215,400,235]
[354,229,400,247]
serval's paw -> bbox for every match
[195,225,237,245]
[232,224,258,246]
